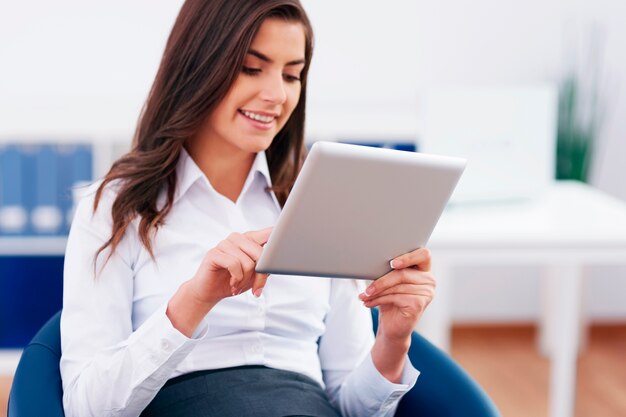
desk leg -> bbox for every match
[541,265,583,417]
[540,268,559,357]
[416,261,452,352]
[540,267,587,356]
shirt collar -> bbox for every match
[251,149,273,187]
[174,147,273,204]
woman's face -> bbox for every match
[201,18,306,155]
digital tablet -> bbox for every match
[256,141,466,280]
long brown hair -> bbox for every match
[94,0,314,264]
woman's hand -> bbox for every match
[167,227,272,337]
[189,227,273,304]
[359,247,436,382]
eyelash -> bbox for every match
[242,66,301,83]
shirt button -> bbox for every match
[160,340,171,351]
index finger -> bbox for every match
[391,247,431,271]
[244,227,273,245]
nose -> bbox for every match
[259,72,287,104]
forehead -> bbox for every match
[250,18,306,60]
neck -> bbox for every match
[185,138,255,203]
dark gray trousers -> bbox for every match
[140,365,342,417]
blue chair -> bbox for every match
[8,310,500,417]
[8,311,64,417]
[371,308,500,416]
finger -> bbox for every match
[227,232,263,261]
[244,227,273,246]
[251,272,270,298]
[365,269,435,298]
[363,292,434,310]
[391,247,432,271]
[361,272,436,300]
[209,249,244,291]
[359,283,427,301]
[216,240,256,288]
[364,286,435,305]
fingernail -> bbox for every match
[390,260,396,269]
[365,286,375,296]
[253,288,263,298]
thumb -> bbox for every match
[251,272,270,298]
[245,227,273,246]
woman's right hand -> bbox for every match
[166,227,272,337]
[187,227,273,304]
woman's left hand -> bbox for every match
[359,247,436,343]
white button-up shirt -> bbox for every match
[60,149,419,417]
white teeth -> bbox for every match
[241,110,275,123]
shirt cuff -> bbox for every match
[127,303,209,382]
[351,352,420,412]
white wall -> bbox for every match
[301,0,421,139]
[1,0,625,321]
[0,0,185,137]
[583,0,626,202]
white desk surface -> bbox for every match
[429,180,626,261]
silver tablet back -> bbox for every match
[256,141,466,280]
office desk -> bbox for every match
[420,180,626,417]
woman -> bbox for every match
[60,0,436,416]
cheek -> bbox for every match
[285,86,302,115]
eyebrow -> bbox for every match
[248,49,305,66]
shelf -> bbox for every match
[0,237,67,256]
[0,350,21,375]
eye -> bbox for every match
[242,66,261,76]
[283,73,301,83]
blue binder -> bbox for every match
[339,140,385,148]
[18,144,39,235]
[56,143,93,232]
[338,140,417,152]
[31,144,62,235]
[0,145,28,235]
[392,142,417,152]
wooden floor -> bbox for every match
[452,324,626,417]
[0,377,8,417]
[1,324,625,417]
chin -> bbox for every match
[244,135,276,153]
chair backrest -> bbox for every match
[8,309,501,417]
[8,311,64,417]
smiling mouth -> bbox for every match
[239,109,277,124]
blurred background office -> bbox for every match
[1,1,625,417]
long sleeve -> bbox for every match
[60,185,206,417]
[319,279,420,417]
